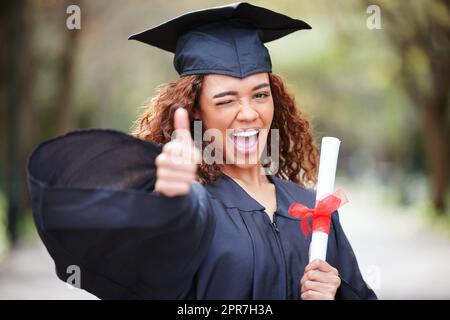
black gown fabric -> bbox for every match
[27,129,377,300]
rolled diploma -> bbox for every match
[309,137,341,263]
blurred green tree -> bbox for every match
[370,0,450,213]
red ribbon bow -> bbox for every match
[288,189,348,237]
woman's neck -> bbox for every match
[221,165,269,187]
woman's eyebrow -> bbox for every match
[213,91,238,99]
[252,83,270,91]
[212,83,270,99]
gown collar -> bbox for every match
[205,173,303,220]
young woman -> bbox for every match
[27,2,376,300]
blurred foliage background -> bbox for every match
[0,0,449,257]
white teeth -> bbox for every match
[231,129,259,137]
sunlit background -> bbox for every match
[0,0,449,299]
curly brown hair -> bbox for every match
[132,73,318,187]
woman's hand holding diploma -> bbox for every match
[155,108,201,197]
[300,259,341,300]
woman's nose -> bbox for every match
[236,100,259,122]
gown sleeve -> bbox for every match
[328,211,378,300]
[26,129,215,299]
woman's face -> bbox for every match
[197,72,274,168]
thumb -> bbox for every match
[173,108,192,142]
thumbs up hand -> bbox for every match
[154,108,201,197]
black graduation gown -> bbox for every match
[27,129,377,300]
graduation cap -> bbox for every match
[128,2,311,78]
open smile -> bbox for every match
[227,128,260,154]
